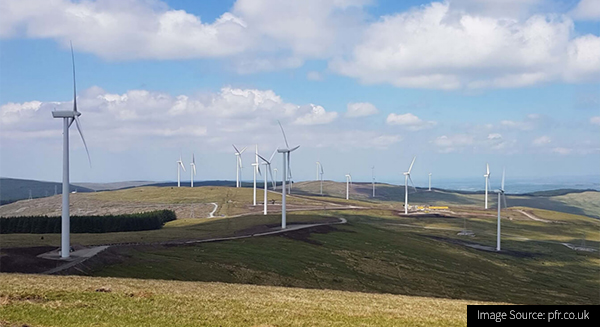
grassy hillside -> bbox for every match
[0,274,488,327]
[0,178,94,204]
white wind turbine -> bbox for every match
[345,173,352,200]
[428,173,432,191]
[496,168,507,252]
[176,155,186,187]
[232,145,247,188]
[52,42,91,258]
[252,145,261,206]
[257,150,277,215]
[272,168,278,190]
[318,162,324,195]
[372,166,376,197]
[403,157,417,214]
[190,154,196,187]
[277,121,299,229]
[484,163,490,209]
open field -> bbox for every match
[0,184,598,326]
[0,274,496,327]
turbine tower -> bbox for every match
[484,163,490,209]
[496,168,507,251]
[232,145,247,188]
[372,166,375,197]
[319,162,324,195]
[252,145,261,206]
[52,42,91,258]
[403,157,417,214]
[428,173,432,191]
[345,173,352,200]
[258,150,277,215]
[190,154,196,187]
[176,155,186,187]
[277,121,299,229]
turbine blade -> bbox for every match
[502,193,508,209]
[192,154,195,164]
[408,156,416,173]
[269,149,277,162]
[181,162,186,172]
[408,175,417,192]
[486,163,489,175]
[257,153,269,163]
[240,146,247,154]
[289,145,300,152]
[278,120,290,149]
[232,144,240,154]
[74,116,91,167]
[70,41,78,113]
[501,168,505,191]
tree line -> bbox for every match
[0,210,176,234]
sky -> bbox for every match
[0,0,599,187]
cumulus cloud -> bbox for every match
[293,104,338,125]
[345,102,378,117]
[532,135,551,146]
[386,113,436,130]
[432,134,474,153]
[330,2,600,89]
[552,147,572,155]
[569,0,600,21]
[306,71,324,81]
[591,116,600,126]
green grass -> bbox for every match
[91,209,599,305]
[0,274,490,327]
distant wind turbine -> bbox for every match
[484,163,490,209]
[273,168,278,190]
[190,154,196,187]
[277,121,299,229]
[403,157,417,214]
[252,145,261,206]
[258,150,277,215]
[428,173,432,191]
[496,168,508,251]
[52,41,91,258]
[345,173,352,200]
[318,162,324,195]
[372,166,375,197]
[176,155,186,187]
[232,145,247,188]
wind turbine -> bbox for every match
[232,145,247,188]
[316,161,321,181]
[258,150,277,215]
[484,163,490,209]
[252,145,261,206]
[496,168,507,252]
[428,173,432,191]
[345,173,352,200]
[190,154,196,187]
[372,166,376,197]
[176,155,186,187]
[272,168,278,190]
[277,121,299,229]
[51,42,91,258]
[403,157,417,214]
[319,162,324,195]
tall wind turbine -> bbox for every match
[428,173,432,191]
[258,150,277,215]
[252,145,261,206]
[232,145,247,188]
[319,162,324,195]
[484,163,490,209]
[176,155,186,187]
[190,154,196,187]
[345,173,352,200]
[52,42,91,258]
[372,166,375,197]
[496,168,507,252]
[277,121,299,229]
[403,157,417,214]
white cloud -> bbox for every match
[346,102,378,117]
[432,134,474,152]
[487,133,502,140]
[386,113,436,130]
[307,71,324,81]
[591,116,600,126]
[532,135,551,146]
[330,2,600,89]
[293,104,338,125]
[552,147,572,155]
[570,0,600,21]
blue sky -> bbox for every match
[0,0,599,187]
